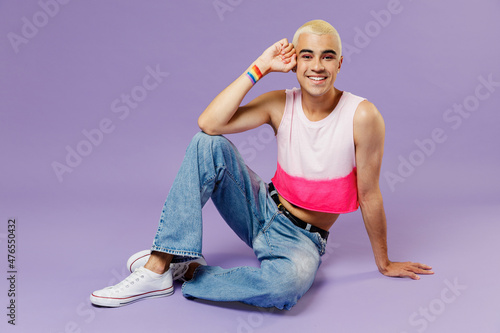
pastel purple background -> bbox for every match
[1,0,499,332]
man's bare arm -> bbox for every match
[353,100,434,279]
[198,38,296,135]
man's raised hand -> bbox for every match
[256,38,297,75]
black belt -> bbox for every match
[268,183,329,241]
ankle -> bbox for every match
[144,251,173,275]
[184,263,201,281]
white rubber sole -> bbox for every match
[90,286,173,307]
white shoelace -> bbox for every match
[171,262,190,281]
[113,268,146,292]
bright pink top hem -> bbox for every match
[271,163,359,214]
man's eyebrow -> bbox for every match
[299,49,337,56]
[323,50,337,56]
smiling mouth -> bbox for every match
[308,76,327,82]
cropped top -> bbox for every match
[271,88,365,213]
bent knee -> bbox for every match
[190,131,231,150]
[264,269,316,310]
[262,280,303,310]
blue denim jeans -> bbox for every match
[151,132,327,310]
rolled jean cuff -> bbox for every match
[151,245,203,263]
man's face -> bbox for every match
[295,33,343,98]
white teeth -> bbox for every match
[309,77,326,81]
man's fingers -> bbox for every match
[415,268,434,275]
[278,38,292,49]
[389,269,419,280]
[416,263,433,270]
[405,263,434,276]
[277,38,290,52]
[283,42,294,53]
[283,47,295,59]
[285,54,297,69]
[409,267,434,275]
[410,262,434,274]
[384,261,435,279]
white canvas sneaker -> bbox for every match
[127,250,206,282]
[90,266,174,307]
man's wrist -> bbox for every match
[246,64,263,85]
[253,58,271,76]
[376,259,391,273]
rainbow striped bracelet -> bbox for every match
[246,64,263,85]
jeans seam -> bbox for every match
[213,163,263,226]
[201,168,217,188]
[264,231,278,259]
[212,266,258,278]
[254,212,280,260]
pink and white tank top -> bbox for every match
[271,88,365,214]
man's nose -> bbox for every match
[311,58,324,71]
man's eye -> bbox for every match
[302,55,312,59]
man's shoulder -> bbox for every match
[340,91,379,123]
[353,99,384,141]
[354,99,380,121]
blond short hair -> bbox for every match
[292,20,342,56]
